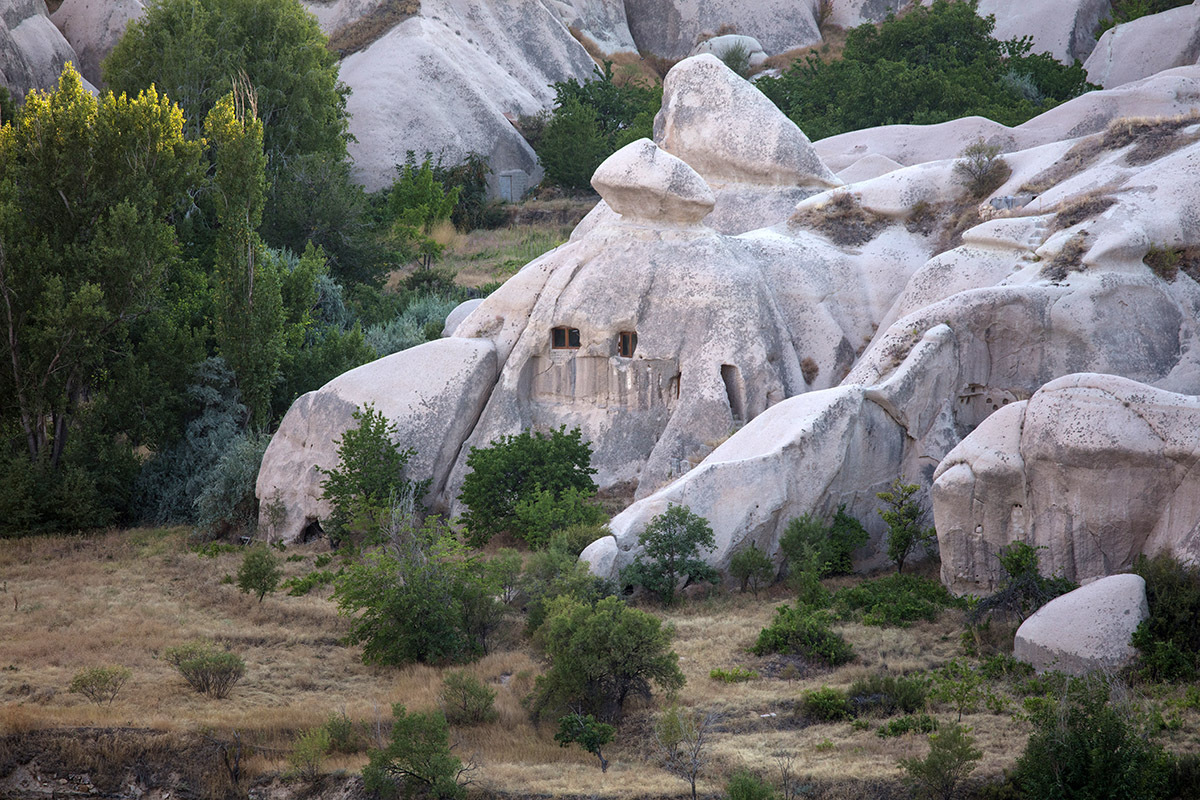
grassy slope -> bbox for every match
[1,529,1196,798]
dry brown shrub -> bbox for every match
[791,192,888,246]
[1052,193,1117,231]
[1041,232,1089,281]
[935,204,981,254]
[905,200,939,236]
[327,0,420,56]
[1102,112,1200,165]
[640,50,680,79]
[801,357,820,384]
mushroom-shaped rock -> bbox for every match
[257,338,498,542]
[654,54,840,189]
[591,138,716,225]
[1013,574,1149,676]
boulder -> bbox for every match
[256,338,498,542]
[332,0,597,192]
[443,298,486,337]
[540,0,637,53]
[590,138,715,224]
[934,374,1200,594]
[1013,574,1149,675]
[691,34,767,70]
[50,0,145,85]
[1,0,82,99]
[624,0,822,60]
[1085,4,1200,89]
[978,0,1111,64]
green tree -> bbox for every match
[877,479,936,574]
[621,504,719,605]
[532,595,685,722]
[0,65,202,529]
[1015,675,1173,800]
[457,426,599,548]
[536,97,611,191]
[899,723,982,800]
[237,545,282,602]
[363,705,470,800]
[389,154,460,268]
[555,712,615,772]
[729,544,775,597]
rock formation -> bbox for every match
[50,0,144,86]
[1085,3,1200,89]
[934,374,1200,595]
[1013,574,1149,675]
[1,0,86,99]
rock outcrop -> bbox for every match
[257,338,497,542]
[978,0,1111,64]
[934,375,1200,595]
[1,0,84,99]
[50,0,144,85]
[1013,574,1149,675]
[1085,3,1200,89]
[624,0,822,60]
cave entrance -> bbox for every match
[721,364,745,424]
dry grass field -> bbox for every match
[2,529,1197,799]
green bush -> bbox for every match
[68,666,132,705]
[364,293,463,357]
[710,666,759,683]
[877,479,937,574]
[289,727,330,781]
[899,722,982,800]
[163,640,246,698]
[621,504,719,605]
[1131,553,1200,681]
[194,431,270,538]
[554,712,615,772]
[236,545,282,602]
[848,672,928,717]
[878,714,939,738]
[758,0,1094,140]
[802,686,850,721]
[931,659,985,721]
[954,138,1010,198]
[512,485,607,550]
[727,769,778,800]
[457,426,598,548]
[1015,675,1173,800]
[751,604,854,666]
[363,705,468,800]
[835,573,961,626]
[322,711,361,754]
[319,403,426,546]
[283,568,341,596]
[439,671,498,726]
[971,542,1076,625]
[729,544,775,597]
[779,506,869,578]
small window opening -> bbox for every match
[618,331,638,357]
[551,326,580,349]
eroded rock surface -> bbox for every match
[1085,4,1200,89]
[50,0,144,85]
[1014,574,1149,675]
[1,0,82,98]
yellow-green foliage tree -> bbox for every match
[0,65,202,529]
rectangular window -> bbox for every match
[618,331,637,357]
[552,326,580,349]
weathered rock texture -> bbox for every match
[978,0,1111,64]
[934,375,1200,595]
[1085,3,1200,89]
[1013,574,1149,675]
[1,0,84,99]
[50,0,144,85]
[624,0,822,60]
[257,338,497,542]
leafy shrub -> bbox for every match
[878,714,939,738]
[283,568,340,596]
[727,769,778,800]
[319,403,426,546]
[877,479,938,573]
[512,485,607,550]
[194,431,270,538]
[835,573,961,626]
[752,604,854,666]
[1015,674,1173,800]
[555,712,615,772]
[439,671,498,726]
[520,539,617,634]
[363,705,469,800]
[68,666,131,705]
[931,659,986,721]
[621,504,719,604]
[970,542,1076,625]
[163,640,246,698]
[848,672,928,717]
[236,545,282,602]
[289,727,330,781]
[978,653,1034,682]
[364,292,462,357]
[758,0,1095,140]
[1131,553,1200,681]
[780,506,868,578]
[899,722,982,800]
[802,686,850,721]
[323,711,361,754]
[954,138,1011,198]
[458,426,598,548]
[531,595,685,722]
[730,545,775,597]
[710,666,759,683]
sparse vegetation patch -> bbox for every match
[791,192,888,247]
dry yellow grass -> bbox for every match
[4,530,1198,798]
